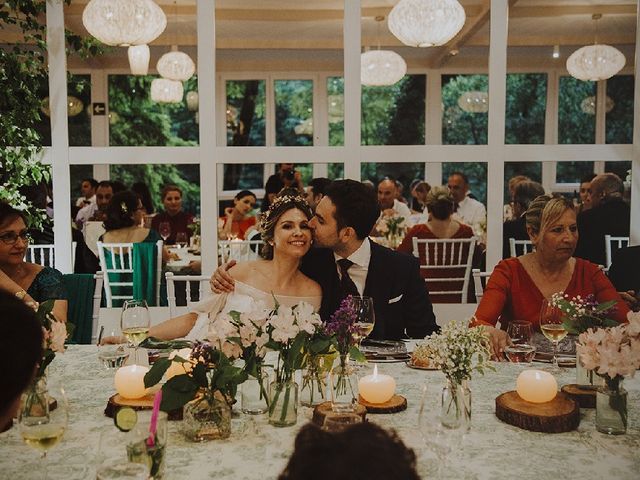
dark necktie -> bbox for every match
[337,258,359,300]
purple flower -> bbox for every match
[325,296,359,354]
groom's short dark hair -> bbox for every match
[325,180,380,240]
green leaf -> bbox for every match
[348,346,366,363]
[144,358,171,388]
[160,379,198,411]
[139,337,193,350]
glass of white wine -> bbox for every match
[120,300,151,365]
[348,296,375,349]
[19,383,68,478]
[539,299,567,371]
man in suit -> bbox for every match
[574,173,630,266]
[502,181,545,259]
[211,180,438,340]
[608,245,640,312]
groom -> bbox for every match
[212,180,438,340]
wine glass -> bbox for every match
[322,412,363,432]
[175,232,188,249]
[19,383,68,478]
[349,296,375,349]
[158,222,171,242]
[504,321,536,363]
[539,299,567,371]
[120,300,151,365]
[507,321,532,345]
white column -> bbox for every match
[343,0,361,180]
[46,0,72,273]
[486,0,509,270]
[631,3,640,246]
[198,0,218,273]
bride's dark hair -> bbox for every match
[259,188,312,260]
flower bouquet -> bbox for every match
[262,301,323,426]
[421,319,493,430]
[377,212,407,249]
[143,341,247,441]
[36,299,69,378]
[577,312,640,434]
[325,296,366,412]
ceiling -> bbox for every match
[1,0,636,71]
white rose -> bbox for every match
[49,321,67,353]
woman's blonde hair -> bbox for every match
[425,185,455,220]
[525,194,575,245]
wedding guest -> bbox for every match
[131,181,155,215]
[305,177,332,212]
[0,203,67,322]
[75,177,98,208]
[411,181,431,214]
[262,164,304,212]
[151,185,194,245]
[472,195,629,359]
[377,178,411,219]
[574,173,630,266]
[278,422,420,480]
[75,181,113,227]
[397,186,474,303]
[448,172,486,236]
[218,190,258,240]
[0,290,43,431]
[503,175,530,221]
[100,191,161,244]
[608,245,640,312]
[577,173,597,214]
[502,180,545,259]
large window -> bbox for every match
[505,74,546,144]
[442,74,488,145]
[558,76,596,144]
[275,79,314,146]
[606,75,634,144]
[226,80,266,146]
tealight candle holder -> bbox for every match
[358,365,396,404]
[114,365,150,400]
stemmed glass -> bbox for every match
[120,300,151,365]
[539,299,567,372]
[19,383,68,478]
[504,321,536,363]
[349,296,375,350]
[175,232,188,249]
[158,222,171,243]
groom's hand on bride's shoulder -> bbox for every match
[210,260,237,293]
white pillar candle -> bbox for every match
[114,365,150,400]
[358,364,396,404]
[516,369,557,403]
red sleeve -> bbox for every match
[590,265,630,323]
[471,259,513,327]
[396,227,418,254]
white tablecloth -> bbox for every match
[1,346,638,479]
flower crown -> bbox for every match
[259,194,308,231]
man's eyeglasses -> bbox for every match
[0,230,32,245]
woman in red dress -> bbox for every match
[397,186,475,303]
[218,190,258,240]
[471,195,629,359]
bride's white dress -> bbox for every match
[186,280,322,341]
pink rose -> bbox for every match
[49,321,67,353]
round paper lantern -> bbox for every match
[361,50,407,86]
[157,50,196,81]
[580,95,615,115]
[82,0,167,47]
[41,96,84,117]
[566,44,625,81]
[186,91,199,111]
[458,91,489,113]
[128,45,150,76]
[388,0,466,47]
[151,78,183,103]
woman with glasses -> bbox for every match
[0,203,68,322]
[100,191,161,244]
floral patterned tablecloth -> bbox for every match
[1,345,638,479]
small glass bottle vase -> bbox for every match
[441,379,472,431]
[268,379,298,427]
[241,370,270,415]
[300,355,332,407]
[329,355,358,413]
[596,377,627,435]
[182,390,232,441]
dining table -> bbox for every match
[0,345,638,479]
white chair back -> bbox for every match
[412,237,477,303]
[25,244,55,268]
[218,240,263,265]
[604,235,629,269]
[91,272,104,343]
[472,268,492,302]
[96,240,163,307]
[509,238,534,257]
[165,272,212,318]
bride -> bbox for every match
[106,192,321,343]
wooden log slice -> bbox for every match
[495,391,579,433]
[358,394,407,414]
[312,401,367,427]
[561,384,597,409]
[104,394,183,421]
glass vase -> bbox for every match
[329,354,358,413]
[241,370,270,415]
[596,377,627,435]
[182,390,232,441]
[441,378,472,431]
[268,380,298,427]
[576,358,603,389]
[300,354,333,407]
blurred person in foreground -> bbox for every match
[278,422,420,480]
[472,194,628,359]
[0,290,43,431]
[0,203,67,322]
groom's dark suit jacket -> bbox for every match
[300,241,439,340]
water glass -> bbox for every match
[322,412,363,432]
[175,232,187,248]
[125,411,168,479]
[506,321,532,345]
